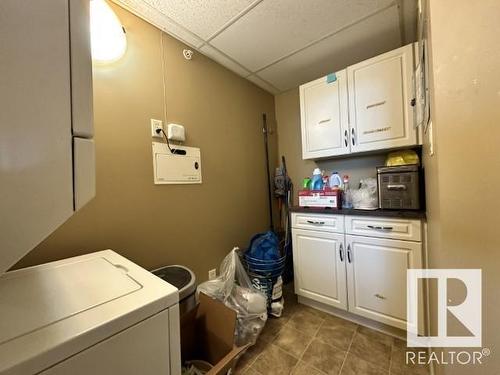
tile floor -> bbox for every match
[235,286,429,375]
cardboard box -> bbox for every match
[181,293,249,375]
[298,189,342,208]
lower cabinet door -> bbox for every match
[345,235,422,330]
[292,229,347,310]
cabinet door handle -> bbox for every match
[387,184,407,191]
[339,243,344,262]
[366,100,386,109]
[374,293,387,300]
[318,118,331,125]
[306,220,325,225]
[344,129,348,147]
[351,128,356,146]
[367,225,393,230]
[347,244,352,263]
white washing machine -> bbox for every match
[0,250,181,375]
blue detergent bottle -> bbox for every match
[311,168,323,190]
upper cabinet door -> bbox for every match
[0,0,74,273]
[74,138,96,211]
[347,44,416,153]
[70,0,95,211]
[299,71,349,159]
[70,0,94,139]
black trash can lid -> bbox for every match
[152,265,196,301]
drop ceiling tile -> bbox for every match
[246,75,280,94]
[199,45,251,77]
[140,0,258,40]
[258,5,402,91]
[113,0,204,47]
[210,0,394,71]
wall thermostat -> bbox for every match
[167,123,185,142]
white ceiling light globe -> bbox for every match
[90,0,127,64]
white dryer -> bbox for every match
[0,250,181,375]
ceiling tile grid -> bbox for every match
[140,0,259,39]
[113,0,205,47]
[112,0,417,94]
[199,44,250,77]
[210,0,394,71]
[257,5,402,91]
[246,75,280,95]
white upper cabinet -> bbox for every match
[70,0,94,139]
[0,0,94,274]
[70,0,95,211]
[299,71,349,159]
[299,44,416,159]
[347,44,416,153]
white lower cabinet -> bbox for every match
[292,229,347,310]
[291,213,423,331]
[345,235,422,330]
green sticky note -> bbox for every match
[326,73,337,83]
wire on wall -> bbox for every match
[160,32,168,128]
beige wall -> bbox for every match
[16,3,277,282]
[275,88,386,204]
[424,0,500,373]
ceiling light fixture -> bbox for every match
[90,0,127,64]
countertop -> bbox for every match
[291,206,426,219]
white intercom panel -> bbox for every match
[152,142,202,184]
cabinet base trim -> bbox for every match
[297,296,406,340]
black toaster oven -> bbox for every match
[377,165,421,210]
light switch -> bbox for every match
[427,121,434,156]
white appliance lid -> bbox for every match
[0,250,179,374]
[0,256,141,344]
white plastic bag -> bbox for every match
[197,248,268,346]
[351,178,378,209]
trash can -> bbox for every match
[152,265,196,316]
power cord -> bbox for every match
[156,128,177,154]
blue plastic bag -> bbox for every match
[246,231,280,261]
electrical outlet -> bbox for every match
[151,119,163,138]
[208,268,217,280]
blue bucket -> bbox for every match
[244,255,286,272]
[241,252,286,308]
